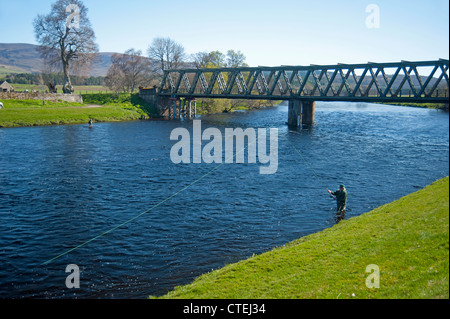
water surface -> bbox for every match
[0,102,448,298]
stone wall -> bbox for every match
[0,92,83,103]
[139,87,168,116]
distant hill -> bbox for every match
[0,43,113,77]
[0,43,42,74]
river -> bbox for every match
[0,102,448,298]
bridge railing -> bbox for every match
[159,59,449,103]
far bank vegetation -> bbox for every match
[104,37,275,114]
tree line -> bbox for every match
[1,73,105,86]
[105,38,248,93]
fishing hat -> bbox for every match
[339,184,345,188]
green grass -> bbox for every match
[156,177,449,299]
[5,83,111,94]
[0,93,158,128]
[73,85,111,94]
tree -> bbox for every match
[226,50,247,67]
[191,50,226,68]
[192,50,247,68]
[105,49,151,93]
[33,0,98,93]
[207,51,227,68]
[147,37,186,74]
[105,63,126,93]
[191,51,212,68]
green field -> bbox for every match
[156,177,449,299]
[6,83,111,94]
[0,93,158,128]
[0,65,29,75]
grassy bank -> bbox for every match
[0,93,158,128]
[380,102,449,111]
[156,177,449,299]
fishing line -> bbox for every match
[42,139,255,266]
[42,164,223,265]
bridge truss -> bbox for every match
[160,59,449,103]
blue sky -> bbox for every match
[0,0,448,67]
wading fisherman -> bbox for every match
[328,184,347,222]
[88,118,93,128]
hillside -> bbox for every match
[0,43,42,74]
[0,43,113,77]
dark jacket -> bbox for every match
[331,188,347,211]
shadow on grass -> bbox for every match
[82,93,160,118]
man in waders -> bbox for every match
[328,184,347,222]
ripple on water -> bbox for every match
[0,103,448,298]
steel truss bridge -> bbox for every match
[148,59,449,126]
[160,59,449,103]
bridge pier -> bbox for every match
[166,98,197,120]
[302,101,315,126]
[191,99,197,118]
[169,98,178,120]
[288,100,315,128]
[288,100,302,126]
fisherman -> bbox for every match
[328,184,347,222]
[88,118,93,128]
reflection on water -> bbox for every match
[0,102,448,298]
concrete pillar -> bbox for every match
[168,99,173,119]
[288,99,302,127]
[189,100,192,119]
[194,100,197,118]
[181,100,185,118]
[173,100,177,120]
[175,100,179,120]
[302,101,315,126]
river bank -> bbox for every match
[155,177,449,299]
[0,93,278,128]
[379,102,449,111]
[0,94,159,128]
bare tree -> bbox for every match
[191,51,211,68]
[105,63,126,93]
[105,49,151,93]
[39,60,58,93]
[147,37,186,74]
[33,0,98,93]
